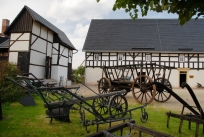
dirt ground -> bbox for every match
[72,83,204,112]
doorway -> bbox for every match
[180,71,187,87]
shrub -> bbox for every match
[0,61,24,103]
[72,66,85,83]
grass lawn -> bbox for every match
[0,94,204,137]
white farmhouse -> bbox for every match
[4,6,77,85]
[82,19,204,88]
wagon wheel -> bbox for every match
[140,107,148,123]
[132,75,156,104]
[154,78,172,102]
[92,97,109,115]
[79,107,86,126]
[98,77,112,94]
[108,94,128,118]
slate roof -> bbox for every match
[83,19,204,53]
[0,37,9,48]
[5,5,76,50]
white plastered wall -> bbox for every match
[85,67,102,85]
[9,52,18,64]
[51,66,70,86]
[29,65,45,79]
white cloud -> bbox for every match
[74,23,89,37]
[47,0,114,23]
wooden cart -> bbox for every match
[98,62,174,104]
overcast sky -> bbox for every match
[0,0,178,69]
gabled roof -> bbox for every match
[5,5,76,50]
[0,37,9,48]
[83,19,204,53]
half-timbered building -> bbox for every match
[82,19,204,88]
[4,6,76,85]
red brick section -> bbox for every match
[1,19,10,36]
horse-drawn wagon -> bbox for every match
[98,62,174,104]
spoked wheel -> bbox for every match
[140,107,148,123]
[98,77,112,94]
[108,95,128,118]
[132,75,156,104]
[92,97,109,115]
[154,78,172,102]
[79,107,86,126]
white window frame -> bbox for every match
[145,55,151,62]
[94,54,100,61]
[118,54,123,61]
[179,55,185,62]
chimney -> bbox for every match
[1,19,10,36]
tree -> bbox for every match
[97,0,204,25]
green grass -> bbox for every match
[0,95,204,137]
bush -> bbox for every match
[72,66,85,83]
[0,61,24,103]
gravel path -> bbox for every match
[73,84,204,112]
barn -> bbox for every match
[3,6,77,85]
[82,19,204,88]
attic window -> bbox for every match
[132,47,155,50]
[178,48,193,51]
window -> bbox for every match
[94,54,100,61]
[118,54,123,61]
[145,55,151,62]
[179,55,185,62]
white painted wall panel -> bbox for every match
[52,55,58,64]
[62,48,68,57]
[47,43,52,57]
[60,45,64,53]
[29,65,45,79]
[53,43,59,54]
[10,41,14,45]
[31,35,37,44]
[10,33,22,40]
[9,52,18,64]
[85,68,102,85]
[18,33,30,40]
[30,50,46,66]
[47,30,53,42]
[59,56,68,66]
[58,66,68,86]
[51,66,58,81]
[51,66,68,86]
[32,22,40,36]
[31,38,46,53]
[10,41,29,51]
[40,26,47,40]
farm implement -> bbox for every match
[98,62,174,104]
[151,82,204,137]
[7,73,148,132]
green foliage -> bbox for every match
[0,61,24,103]
[97,0,204,25]
[72,66,85,83]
